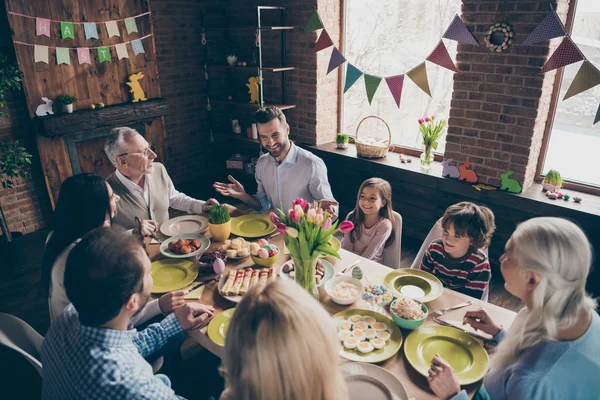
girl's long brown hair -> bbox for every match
[348,178,395,247]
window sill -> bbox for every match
[307,142,600,218]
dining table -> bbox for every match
[148,206,517,400]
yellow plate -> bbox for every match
[319,236,341,258]
[384,269,443,303]
[332,309,403,363]
[208,308,235,347]
[404,325,489,385]
[150,259,198,293]
[230,214,276,238]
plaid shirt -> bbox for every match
[42,304,185,400]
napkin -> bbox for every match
[184,285,205,300]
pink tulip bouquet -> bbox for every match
[270,198,354,297]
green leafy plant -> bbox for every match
[0,141,32,241]
[207,204,230,224]
[56,94,78,105]
[336,133,349,144]
[543,169,563,186]
[0,55,23,119]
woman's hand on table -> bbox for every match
[463,308,502,337]
[174,303,215,331]
[427,354,461,400]
[202,198,220,212]
[158,290,188,314]
[140,219,159,237]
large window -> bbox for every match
[542,0,600,188]
[342,0,461,154]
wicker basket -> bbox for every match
[354,116,391,159]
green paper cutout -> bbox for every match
[594,103,600,125]
[60,21,75,40]
[304,11,324,33]
[125,18,138,34]
[344,63,363,93]
[364,74,382,105]
[499,170,522,194]
[97,46,112,63]
[56,47,70,65]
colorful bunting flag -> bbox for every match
[304,11,324,33]
[313,30,333,53]
[84,23,99,40]
[60,21,75,40]
[443,14,478,46]
[77,47,91,65]
[344,63,363,93]
[97,46,112,62]
[407,62,431,96]
[564,61,600,100]
[594,103,600,126]
[541,37,585,73]
[522,7,567,45]
[56,47,70,65]
[385,75,405,108]
[34,45,48,64]
[364,74,382,105]
[115,43,129,60]
[426,40,458,72]
[131,39,145,55]
[124,18,138,34]
[327,47,346,74]
[105,21,120,38]
[36,18,51,37]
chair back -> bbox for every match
[0,313,43,375]
[382,211,403,269]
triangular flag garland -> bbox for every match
[443,15,479,46]
[364,74,382,105]
[344,64,363,93]
[304,11,324,33]
[407,62,431,96]
[385,75,405,108]
[563,61,600,100]
[522,6,567,45]
[327,47,346,74]
[314,30,333,53]
[426,40,458,73]
[541,36,585,73]
[594,104,600,126]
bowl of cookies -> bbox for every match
[218,238,251,261]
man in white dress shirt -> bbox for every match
[105,127,217,232]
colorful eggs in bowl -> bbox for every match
[251,241,280,267]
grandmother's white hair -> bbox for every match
[490,217,596,374]
[104,127,140,167]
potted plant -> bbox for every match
[0,140,32,262]
[0,54,22,118]
[418,116,447,171]
[226,46,238,66]
[336,133,349,149]
[542,169,563,193]
[56,94,78,113]
[207,204,231,241]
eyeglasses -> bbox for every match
[118,142,155,157]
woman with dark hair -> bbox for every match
[43,173,185,323]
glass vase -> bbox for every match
[291,255,319,301]
[420,146,434,171]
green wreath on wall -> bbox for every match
[484,22,514,53]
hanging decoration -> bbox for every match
[313,30,333,53]
[115,43,129,60]
[563,61,600,100]
[442,15,479,45]
[56,47,70,65]
[105,21,121,38]
[34,45,49,64]
[594,104,600,126]
[124,18,139,35]
[364,74,382,105]
[60,21,75,40]
[344,63,363,93]
[36,18,51,37]
[540,37,584,73]
[84,23,99,40]
[521,5,566,45]
[384,75,404,108]
[406,62,431,96]
[304,11,324,33]
[426,40,458,72]
[327,47,346,74]
[483,22,514,53]
[77,47,91,65]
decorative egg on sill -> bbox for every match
[547,192,558,200]
[213,258,226,275]
[573,196,582,203]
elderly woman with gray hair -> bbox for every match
[104,127,218,231]
[427,217,600,400]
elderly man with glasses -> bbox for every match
[105,127,217,232]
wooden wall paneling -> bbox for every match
[36,135,72,209]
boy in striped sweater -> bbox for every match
[420,202,496,300]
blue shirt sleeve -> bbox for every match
[308,157,338,215]
[133,313,182,358]
[254,164,271,212]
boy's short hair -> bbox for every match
[255,106,286,126]
[441,202,496,249]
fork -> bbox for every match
[433,300,473,316]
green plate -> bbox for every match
[404,325,489,385]
[208,308,235,347]
[279,258,335,288]
[159,233,211,259]
[384,269,443,303]
[319,236,341,258]
[230,214,276,238]
[332,309,403,363]
[151,259,198,293]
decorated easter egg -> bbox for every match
[351,266,363,280]
[257,239,268,247]
[249,243,261,256]
[258,248,269,259]
[213,258,225,275]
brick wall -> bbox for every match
[444,0,570,188]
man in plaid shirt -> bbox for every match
[42,228,214,399]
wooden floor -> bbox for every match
[0,227,522,399]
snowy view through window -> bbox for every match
[543,0,600,187]
[342,0,461,154]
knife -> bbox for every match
[185,277,218,294]
[433,316,496,345]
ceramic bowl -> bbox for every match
[251,251,279,267]
[389,298,428,330]
[325,275,363,305]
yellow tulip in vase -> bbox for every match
[207,204,231,242]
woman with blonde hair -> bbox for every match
[427,217,600,399]
[221,280,348,400]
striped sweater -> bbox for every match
[420,239,490,299]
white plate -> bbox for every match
[160,215,209,236]
[159,234,211,259]
[341,362,408,400]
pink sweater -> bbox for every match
[341,218,393,263]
